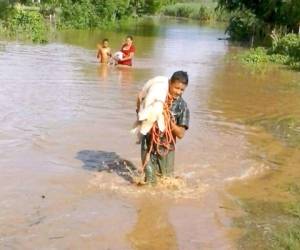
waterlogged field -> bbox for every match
[209,58,300,249]
[0,18,299,249]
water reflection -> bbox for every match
[128,197,178,250]
[116,66,134,85]
[97,64,110,80]
[208,53,300,248]
[0,18,265,249]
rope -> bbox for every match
[141,93,176,171]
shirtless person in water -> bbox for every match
[97,38,112,64]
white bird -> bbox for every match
[132,76,169,136]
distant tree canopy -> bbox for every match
[57,0,174,28]
[218,0,300,32]
[0,0,175,29]
[2,0,173,13]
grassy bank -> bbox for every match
[161,1,229,22]
[0,3,50,43]
[238,34,300,71]
[234,188,300,250]
[232,162,300,249]
[0,1,229,43]
[0,0,170,42]
[230,114,300,249]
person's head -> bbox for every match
[102,38,109,48]
[125,35,133,46]
[169,71,189,100]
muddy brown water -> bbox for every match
[0,18,299,249]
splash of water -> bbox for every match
[88,171,209,200]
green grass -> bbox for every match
[233,113,300,250]
[238,34,300,71]
[239,46,300,71]
[0,8,48,43]
[245,116,300,148]
[161,1,229,22]
[235,184,300,250]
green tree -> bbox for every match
[218,0,300,32]
[0,0,11,19]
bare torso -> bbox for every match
[97,47,111,64]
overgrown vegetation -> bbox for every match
[246,115,300,148]
[235,182,300,250]
[233,112,300,249]
[57,0,173,29]
[0,4,48,42]
[161,0,229,22]
[0,0,176,41]
[162,3,212,21]
[224,10,261,42]
[217,0,300,44]
[218,0,300,70]
[239,34,300,70]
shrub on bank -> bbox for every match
[240,47,269,64]
[162,3,214,21]
[5,8,48,42]
[226,10,262,42]
[58,0,99,29]
[271,34,300,60]
[0,0,11,20]
[239,34,300,70]
[58,0,168,29]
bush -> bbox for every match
[163,3,214,21]
[58,0,134,29]
[141,0,162,15]
[163,3,194,18]
[272,34,300,60]
[267,53,290,64]
[190,5,212,21]
[0,0,11,20]
[58,0,168,29]
[240,47,269,64]
[218,0,300,39]
[226,10,261,42]
[6,9,48,42]
[39,3,56,16]
[59,0,98,29]
[239,34,300,70]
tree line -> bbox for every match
[217,0,300,42]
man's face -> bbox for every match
[103,41,109,48]
[169,80,187,100]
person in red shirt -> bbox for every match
[117,35,136,67]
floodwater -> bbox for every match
[0,18,299,249]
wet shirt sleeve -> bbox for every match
[175,100,190,130]
[177,106,189,130]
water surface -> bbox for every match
[0,18,299,249]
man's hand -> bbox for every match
[171,121,186,139]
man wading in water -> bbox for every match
[136,71,190,184]
[97,38,112,64]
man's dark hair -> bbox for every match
[102,38,109,43]
[127,35,133,41]
[170,71,188,86]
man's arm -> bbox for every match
[171,122,186,139]
[171,101,189,139]
[107,48,112,57]
[97,48,102,59]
